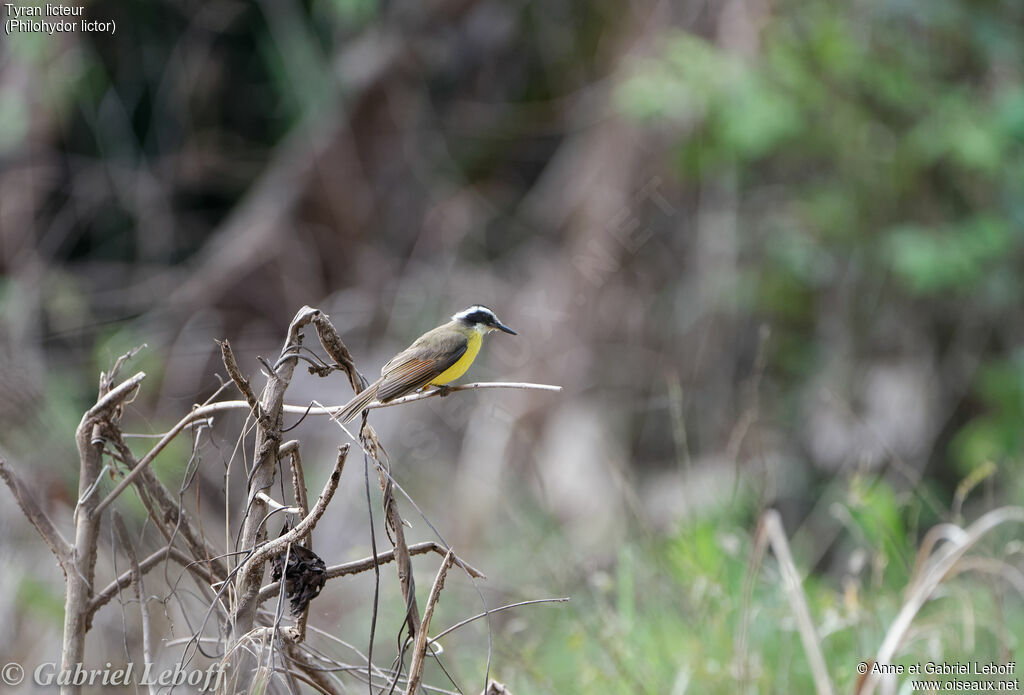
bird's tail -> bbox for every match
[333,378,383,424]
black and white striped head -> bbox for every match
[452,305,517,334]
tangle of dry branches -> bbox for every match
[0,305,562,694]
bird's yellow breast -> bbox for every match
[431,330,482,385]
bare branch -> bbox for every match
[257,542,485,604]
[112,514,156,695]
[281,440,313,642]
[255,492,301,515]
[89,375,562,516]
[242,446,348,601]
[429,597,569,645]
[217,339,270,430]
[0,457,72,567]
[284,644,344,695]
[133,466,228,583]
[310,310,366,394]
[62,371,146,687]
[86,371,146,421]
[405,549,455,695]
[89,545,215,617]
[331,381,562,421]
[100,345,147,396]
[232,306,320,642]
[400,381,562,396]
[363,424,422,639]
[93,423,228,584]
[95,401,247,517]
[281,441,311,545]
[332,542,485,582]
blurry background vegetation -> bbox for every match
[2,0,1024,692]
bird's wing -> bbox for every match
[377,327,468,402]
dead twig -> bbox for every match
[331,382,562,421]
[429,597,569,646]
[284,644,345,695]
[86,377,561,515]
[97,424,228,585]
[311,310,367,394]
[63,370,148,692]
[0,457,72,568]
[112,514,156,695]
[281,441,311,546]
[94,400,247,517]
[99,344,147,400]
[860,506,1024,695]
[89,545,215,617]
[232,306,320,642]
[241,446,348,604]
[753,510,834,695]
[363,424,423,643]
[218,338,272,431]
[257,541,485,604]
[282,440,312,642]
[405,549,455,695]
[86,371,146,422]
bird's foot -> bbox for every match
[435,385,451,397]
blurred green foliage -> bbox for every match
[496,482,1023,694]
[618,0,1024,484]
[952,352,1024,472]
[598,7,1024,684]
[17,577,65,627]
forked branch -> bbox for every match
[240,446,348,599]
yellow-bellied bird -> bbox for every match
[335,305,516,423]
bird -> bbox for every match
[334,305,516,423]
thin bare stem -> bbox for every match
[861,507,1024,695]
[429,597,569,644]
[284,644,345,695]
[310,310,366,394]
[232,306,319,644]
[112,515,156,695]
[332,382,562,421]
[405,550,455,695]
[86,372,146,420]
[257,542,484,603]
[98,424,228,584]
[758,510,834,695]
[363,423,423,643]
[62,371,147,695]
[240,446,348,601]
[282,441,311,545]
[89,545,214,617]
[282,439,312,641]
[218,339,273,432]
[0,457,72,567]
[95,400,250,517]
[92,377,560,518]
